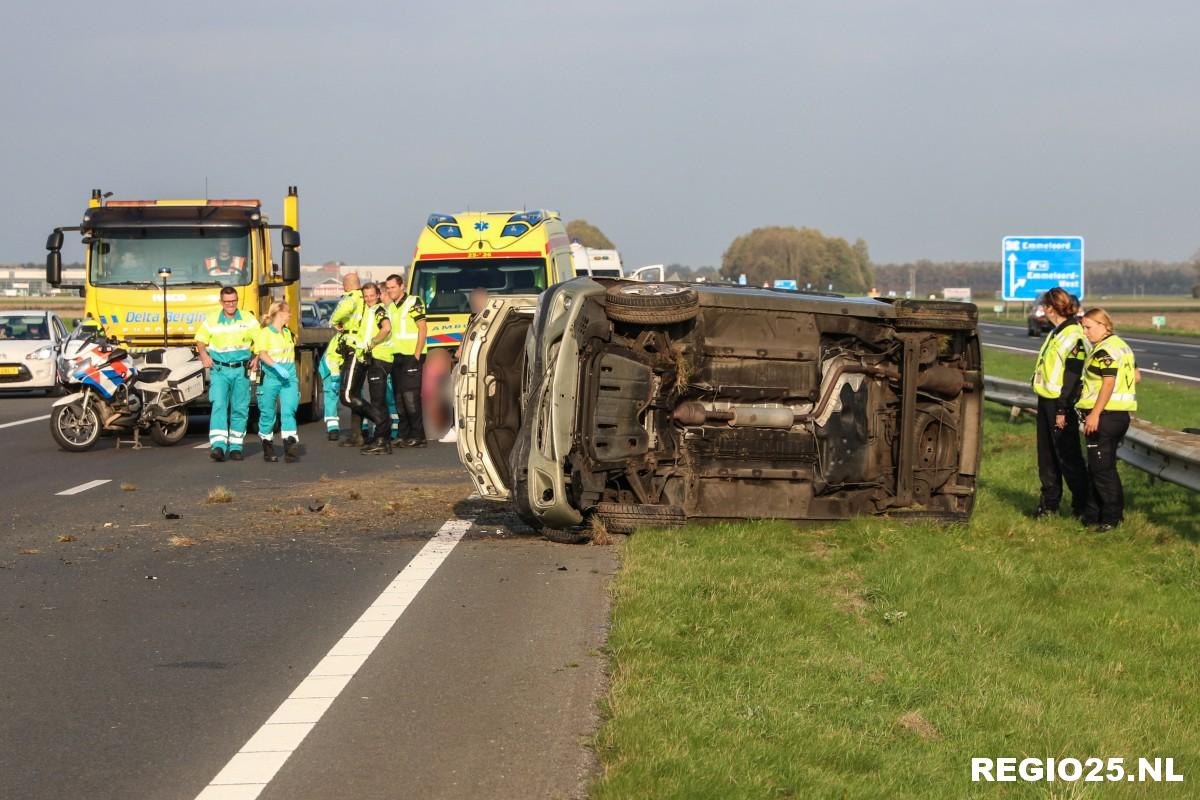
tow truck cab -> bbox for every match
[45,187,331,420]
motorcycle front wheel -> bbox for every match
[51,399,102,452]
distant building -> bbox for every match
[0,265,85,296]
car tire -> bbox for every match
[543,529,592,545]
[605,283,699,324]
[593,502,686,534]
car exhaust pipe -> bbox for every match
[672,402,797,429]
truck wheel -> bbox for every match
[592,502,686,534]
[149,415,189,446]
[605,283,699,324]
[50,401,102,452]
[299,369,324,424]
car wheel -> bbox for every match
[605,283,699,324]
[593,502,686,534]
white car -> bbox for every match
[0,311,69,393]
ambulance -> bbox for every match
[406,210,574,350]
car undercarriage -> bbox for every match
[458,280,982,532]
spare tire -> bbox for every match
[605,283,699,324]
[593,502,686,534]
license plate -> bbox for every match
[0,366,19,375]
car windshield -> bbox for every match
[411,258,547,314]
[90,229,252,287]
[0,315,49,340]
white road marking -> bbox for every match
[0,414,51,430]
[1121,335,1200,350]
[983,342,1040,356]
[56,479,112,496]
[983,343,1200,383]
[195,516,473,800]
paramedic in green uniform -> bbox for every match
[253,301,301,463]
[195,286,259,462]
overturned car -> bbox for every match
[454,279,982,532]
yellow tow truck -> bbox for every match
[45,186,331,420]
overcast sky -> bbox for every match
[2,1,1198,269]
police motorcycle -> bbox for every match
[49,322,207,452]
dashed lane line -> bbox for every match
[0,414,51,430]
[195,516,473,800]
[56,479,112,496]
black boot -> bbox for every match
[283,437,299,463]
[262,441,278,462]
[339,432,364,447]
[361,437,391,455]
[327,430,340,442]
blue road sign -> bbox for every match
[1002,236,1084,301]
[773,279,798,290]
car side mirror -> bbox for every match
[280,227,300,249]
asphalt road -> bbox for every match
[0,395,617,800]
[979,321,1200,385]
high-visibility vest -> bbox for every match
[204,255,246,276]
[252,324,296,365]
[195,309,259,363]
[1032,321,1088,399]
[329,290,364,335]
[389,294,425,356]
[1077,334,1137,412]
[353,303,392,360]
[323,333,345,372]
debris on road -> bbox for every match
[205,486,233,504]
[120,483,137,492]
[161,506,181,520]
[168,535,197,548]
[56,535,77,543]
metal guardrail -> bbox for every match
[983,376,1200,492]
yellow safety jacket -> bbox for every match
[329,289,364,336]
[1032,320,1088,399]
[389,294,427,356]
[353,302,392,360]
[252,324,296,365]
[1077,334,1137,412]
[323,333,345,372]
[195,309,259,364]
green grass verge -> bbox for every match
[593,358,1200,799]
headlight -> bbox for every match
[26,345,54,361]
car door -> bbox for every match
[454,296,537,500]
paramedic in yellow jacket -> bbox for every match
[1076,308,1139,531]
[253,301,301,463]
[195,286,260,461]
